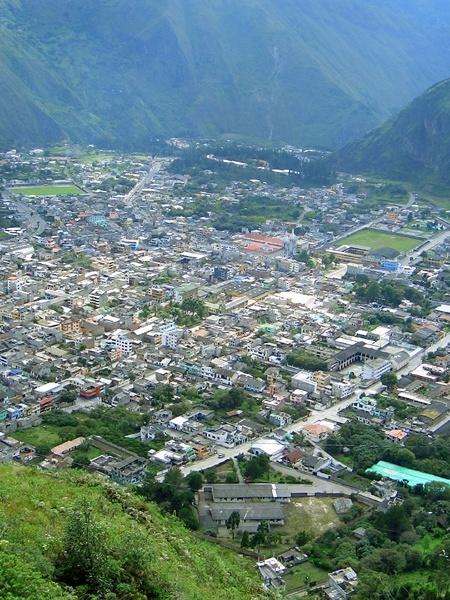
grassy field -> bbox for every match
[338,470,373,490]
[77,152,115,164]
[14,424,64,448]
[11,183,83,196]
[338,228,421,252]
[285,561,328,591]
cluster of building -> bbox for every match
[0,146,448,475]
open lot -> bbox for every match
[14,425,63,448]
[337,228,421,252]
[281,497,343,539]
[11,183,83,196]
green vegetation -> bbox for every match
[282,498,344,539]
[211,195,302,230]
[303,483,450,599]
[170,145,333,190]
[284,561,328,591]
[381,371,398,390]
[61,251,93,269]
[14,408,157,457]
[325,421,450,478]
[352,275,428,309]
[203,461,239,484]
[1,2,449,150]
[156,298,206,326]
[0,464,264,600]
[338,78,450,192]
[338,228,421,252]
[11,184,83,196]
[287,349,328,371]
[206,387,258,417]
[140,467,201,530]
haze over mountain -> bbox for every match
[336,78,450,190]
[1,0,450,150]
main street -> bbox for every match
[124,157,167,205]
[399,229,450,266]
[5,190,48,235]
[179,333,449,477]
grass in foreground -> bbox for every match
[0,464,264,600]
[11,184,83,196]
[337,228,421,252]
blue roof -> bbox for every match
[366,460,450,487]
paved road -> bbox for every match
[396,332,450,378]
[399,229,450,266]
[6,191,48,235]
[124,158,165,205]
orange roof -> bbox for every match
[385,429,408,440]
[243,233,284,248]
[303,423,332,436]
[51,437,85,456]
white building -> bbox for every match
[291,371,317,394]
[250,438,286,461]
[361,358,391,381]
[105,330,133,354]
[332,380,354,399]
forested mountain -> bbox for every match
[1,0,450,150]
[336,78,450,189]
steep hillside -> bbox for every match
[336,78,450,190]
[0,464,265,600]
[0,0,450,150]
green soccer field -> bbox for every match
[11,184,83,196]
[338,228,421,252]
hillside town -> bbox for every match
[0,144,449,597]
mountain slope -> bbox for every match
[1,0,450,150]
[336,78,450,189]
[0,464,264,600]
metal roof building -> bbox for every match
[366,460,450,487]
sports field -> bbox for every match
[11,184,83,196]
[338,228,421,252]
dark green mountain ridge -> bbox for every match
[1,0,450,150]
[336,78,450,190]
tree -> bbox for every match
[381,372,398,390]
[287,349,328,372]
[243,454,270,481]
[354,572,395,600]
[57,499,112,594]
[295,530,311,546]
[250,520,270,554]
[226,511,241,539]
[178,506,199,530]
[0,548,75,600]
[375,504,411,541]
[241,531,250,548]
[363,547,406,575]
[204,468,217,483]
[186,471,203,492]
[152,383,174,407]
[59,387,78,404]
